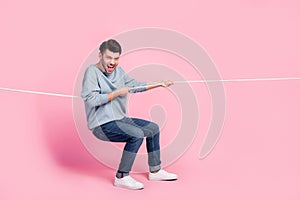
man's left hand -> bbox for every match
[160,80,174,87]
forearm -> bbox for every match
[107,91,119,101]
[128,81,173,93]
[145,82,164,91]
[83,92,109,108]
[146,80,174,91]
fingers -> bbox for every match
[116,86,130,96]
[161,80,174,87]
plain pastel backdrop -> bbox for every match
[1,0,300,199]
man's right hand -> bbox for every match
[108,86,130,102]
[115,86,131,97]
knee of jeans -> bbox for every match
[128,128,144,141]
[128,128,144,139]
[129,136,144,145]
[151,122,160,136]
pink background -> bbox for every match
[1,0,300,199]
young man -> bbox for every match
[81,39,177,190]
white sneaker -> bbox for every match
[148,169,178,181]
[114,175,144,190]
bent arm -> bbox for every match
[129,80,174,93]
[81,69,109,108]
[81,68,131,107]
[119,67,173,92]
[145,80,174,90]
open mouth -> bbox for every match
[106,64,116,73]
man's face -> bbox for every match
[99,49,120,74]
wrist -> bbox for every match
[108,92,115,101]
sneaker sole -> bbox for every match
[114,183,144,190]
[149,178,178,181]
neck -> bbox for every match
[95,62,105,72]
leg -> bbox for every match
[121,117,161,172]
[121,118,178,181]
[97,119,145,175]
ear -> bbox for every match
[98,52,103,60]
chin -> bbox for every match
[105,68,115,74]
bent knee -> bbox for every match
[149,122,160,136]
[128,136,144,145]
[129,128,144,139]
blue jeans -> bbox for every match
[92,117,161,176]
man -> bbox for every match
[81,39,177,190]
